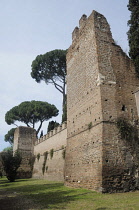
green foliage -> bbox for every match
[47,121,60,132]
[50,149,54,159]
[4,128,16,145]
[31,49,67,111]
[1,150,22,182]
[88,122,92,130]
[44,151,48,162]
[62,149,66,159]
[37,153,40,161]
[5,100,59,135]
[42,162,45,175]
[3,146,13,152]
[42,151,48,175]
[5,106,19,125]
[116,118,138,141]
[127,0,139,76]
[29,155,36,171]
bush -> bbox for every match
[1,150,22,182]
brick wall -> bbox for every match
[65,10,139,192]
[13,123,67,181]
[13,126,36,178]
[33,123,67,181]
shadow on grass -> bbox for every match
[96,208,110,210]
[0,178,32,188]
[0,179,93,209]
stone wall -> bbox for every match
[12,10,139,193]
[13,126,36,178]
[33,122,67,181]
[65,10,139,192]
[13,123,67,181]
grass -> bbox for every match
[0,177,139,210]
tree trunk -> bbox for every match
[36,121,43,136]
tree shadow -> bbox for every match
[96,208,110,210]
[0,178,32,188]
[0,180,93,209]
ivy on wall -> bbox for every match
[116,118,139,142]
[50,149,54,159]
[42,151,48,175]
[88,122,92,130]
[29,155,36,171]
[37,153,40,161]
[62,149,66,159]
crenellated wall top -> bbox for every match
[71,10,113,44]
[35,121,67,146]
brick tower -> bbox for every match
[65,11,139,192]
[13,126,36,178]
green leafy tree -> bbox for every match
[127,0,139,76]
[1,150,22,182]
[31,49,67,111]
[4,128,16,145]
[3,146,13,152]
[5,100,59,135]
[47,121,60,132]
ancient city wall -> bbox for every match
[13,126,36,178]
[12,10,139,193]
[33,122,67,181]
[65,10,139,192]
[13,122,67,181]
[65,11,104,191]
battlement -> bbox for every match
[72,13,88,42]
[71,10,114,45]
[35,121,67,145]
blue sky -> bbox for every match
[0,0,130,151]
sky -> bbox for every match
[0,0,130,151]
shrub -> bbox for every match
[1,150,22,182]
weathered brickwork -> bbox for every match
[13,126,36,178]
[13,10,139,193]
[65,10,139,192]
[13,123,67,181]
[33,122,67,181]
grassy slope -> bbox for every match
[0,178,139,210]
